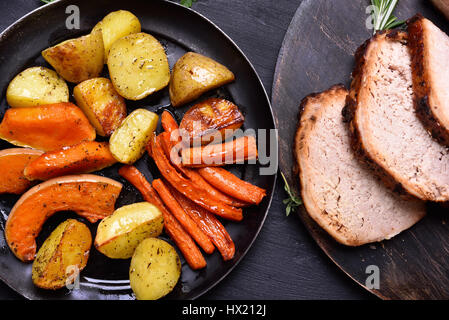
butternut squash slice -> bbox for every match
[24,141,117,181]
[5,174,122,262]
[0,103,96,151]
[0,148,43,194]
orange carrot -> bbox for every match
[168,184,235,261]
[149,135,243,221]
[181,135,258,167]
[0,148,43,194]
[160,113,249,208]
[153,178,215,254]
[24,141,117,181]
[118,165,206,270]
[198,167,266,205]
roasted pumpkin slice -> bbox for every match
[24,141,117,181]
[0,103,96,151]
[5,174,122,262]
[0,148,43,194]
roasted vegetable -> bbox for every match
[32,219,92,290]
[150,135,243,221]
[0,148,43,194]
[108,32,170,100]
[95,202,164,259]
[129,238,181,300]
[0,103,96,151]
[6,67,69,108]
[42,30,104,83]
[92,10,141,63]
[198,167,266,205]
[118,165,206,270]
[179,98,244,145]
[169,184,235,261]
[109,109,159,164]
[152,179,215,254]
[74,78,127,136]
[181,135,258,167]
[169,52,235,107]
[24,141,117,181]
[5,174,122,262]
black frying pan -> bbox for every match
[0,0,277,300]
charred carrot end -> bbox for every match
[181,135,258,167]
[169,185,235,261]
[153,178,215,254]
[118,165,206,270]
[198,167,266,205]
[24,141,117,181]
[151,135,243,221]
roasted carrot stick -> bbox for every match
[149,135,243,221]
[118,165,206,270]
[153,178,215,254]
[159,131,248,208]
[168,184,235,261]
[24,141,117,181]
[181,135,258,167]
[198,167,266,205]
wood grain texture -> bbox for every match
[272,0,449,300]
[0,0,371,300]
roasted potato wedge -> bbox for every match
[92,10,141,63]
[180,98,244,145]
[169,52,235,107]
[95,202,164,259]
[130,238,181,300]
[108,33,170,100]
[6,67,69,108]
[32,219,92,290]
[42,29,104,83]
[109,109,159,164]
[74,78,127,136]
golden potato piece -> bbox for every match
[32,219,92,290]
[42,30,104,83]
[92,10,141,63]
[130,238,181,300]
[169,52,235,107]
[108,33,170,100]
[180,98,244,145]
[109,109,159,164]
[74,78,127,136]
[95,202,164,259]
[6,67,69,108]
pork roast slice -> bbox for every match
[345,31,449,202]
[408,14,449,145]
[295,85,425,246]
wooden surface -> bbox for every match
[0,0,374,300]
[272,0,449,299]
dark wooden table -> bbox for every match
[0,0,372,300]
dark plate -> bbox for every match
[0,0,276,300]
[272,0,449,300]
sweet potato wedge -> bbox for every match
[0,103,96,151]
[179,98,244,145]
[0,148,43,194]
[24,141,117,181]
[5,174,122,262]
[181,135,258,167]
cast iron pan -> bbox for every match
[272,0,449,300]
[0,0,276,300]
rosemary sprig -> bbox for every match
[281,172,302,216]
[40,0,57,4]
[370,0,405,34]
[180,0,197,8]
